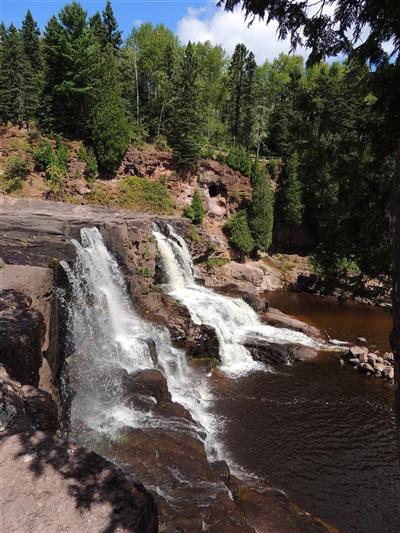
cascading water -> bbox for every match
[61,227,220,458]
[153,225,322,376]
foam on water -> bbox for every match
[153,225,322,376]
[62,227,221,459]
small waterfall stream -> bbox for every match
[62,227,220,458]
[153,225,321,376]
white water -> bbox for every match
[62,227,220,458]
[153,225,322,376]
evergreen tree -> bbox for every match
[241,51,257,149]
[21,10,42,71]
[91,44,130,173]
[281,151,304,226]
[227,43,247,143]
[224,210,255,258]
[41,3,99,136]
[184,189,205,224]
[102,0,122,49]
[89,12,107,44]
[250,159,274,251]
[169,42,202,167]
[0,25,36,124]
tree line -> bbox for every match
[0,0,395,281]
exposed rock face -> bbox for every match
[0,430,158,533]
[0,290,45,386]
[0,364,58,432]
[246,340,317,365]
[265,307,321,338]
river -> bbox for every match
[212,291,400,533]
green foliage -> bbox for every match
[224,210,254,257]
[250,160,274,251]
[3,157,30,191]
[184,189,205,225]
[91,44,130,173]
[78,144,98,182]
[139,266,154,278]
[34,140,55,171]
[281,152,304,226]
[119,176,175,214]
[227,145,253,176]
[202,257,229,268]
[190,225,200,242]
[169,42,202,167]
[45,162,65,188]
[267,158,280,178]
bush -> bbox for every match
[34,140,54,171]
[55,135,69,170]
[227,146,253,176]
[78,145,98,182]
[119,176,175,214]
[45,163,65,188]
[183,189,205,225]
[3,157,30,192]
[224,210,254,257]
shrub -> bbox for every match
[78,145,98,182]
[34,140,54,171]
[119,176,175,214]
[281,152,304,226]
[3,157,30,192]
[55,135,69,170]
[154,135,169,151]
[183,189,205,225]
[227,146,253,176]
[45,163,65,188]
[224,210,254,257]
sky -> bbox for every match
[0,0,305,63]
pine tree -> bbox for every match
[21,10,42,71]
[250,159,274,251]
[91,44,130,173]
[241,51,257,149]
[281,151,304,226]
[184,189,205,224]
[227,43,248,143]
[224,210,255,258]
[0,25,36,124]
[102,0,122,49]
[169,42,202,168]
[41,3,99,136]
[89,12,107,44]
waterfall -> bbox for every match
[153,225,321,376]
[62,227,220,458]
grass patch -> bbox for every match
[190,225,200,242]
[201,257,229,268]
[119,176,175,215]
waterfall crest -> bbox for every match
[62,227,220,458]
[153,225,321,376]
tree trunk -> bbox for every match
[390,141,400,459]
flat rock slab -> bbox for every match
[0,430,158,533]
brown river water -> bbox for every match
[211,291,400,533]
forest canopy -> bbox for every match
[0,0,396,281]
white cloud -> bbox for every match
[176,6,308,64]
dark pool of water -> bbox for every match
[212,292,400,533]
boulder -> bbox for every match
[242,293,268,313]
[357,337,367,343]
[383,352,394,362]
[246,340,316,365]
[223,262,265,288]
[266,307,321,338]
[383,366,395,380]
[349,346,368,358]
[125,369,171,405]
[187,323,220,359]
[373,362,386,374]
[349,358,360,366]
[0,290,45,386]
[360,362,375,373]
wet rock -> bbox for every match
[375,356,384,364]
[126,369,171,404]
[187,324,219,359]
[241,293,267,313]
[374,362,386,373]
[223,262,264,288]
[357,337,367,343]
[247,341,316,365]
[349,358,360,366]
[0,289,46,386]
[210,460,231,484]
[266,307,321,338]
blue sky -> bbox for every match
[1,1,215,36]
[0,0,306,63]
